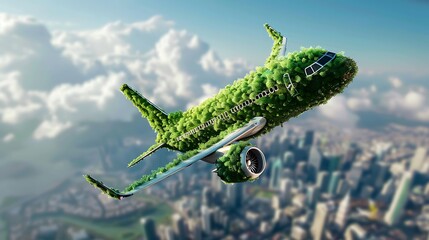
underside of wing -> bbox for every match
[84,117,266,199]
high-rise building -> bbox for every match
[280,178,293,204]
[309,145,322,172]
[141,218,160,240]
[201,206,212,234]
[311,202,329,240]
[341,143,360,170]
[335,192,351,229]
[161,226,175,240]
[270,157,283,190]
[328,171,341,197]
[283,151,295,169]
[346,162,363,191]
[304,130,315,147]
[410,147,427,173]
[378,178,395,203]
[202,187,211,206]
[373,162,389,189]
[384,171,414,226]
[317,171,330,194]
[306,186,319,208]
[226,184,243,208]
[172,214,187,238]
[188,219,202,240]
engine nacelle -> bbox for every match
[240,146,266,179]
[214,141,266,183]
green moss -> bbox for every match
[95,24,358,197]
[216,141,252,183]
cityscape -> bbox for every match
[2,121,429,240]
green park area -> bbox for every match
[52,198,172,240]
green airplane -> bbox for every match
[85,24,358,200]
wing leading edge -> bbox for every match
[84,117,266,199]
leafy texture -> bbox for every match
[93,24,358,196]
[216,141,252,183]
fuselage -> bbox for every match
[159,47,357,152]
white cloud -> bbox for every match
[318,95,359,128]
[346,97,372,111]
[0,72,45,124]
[388,76,403,88]
[0,13,252,140]
[2,133,14,142]
[33,117,72,140]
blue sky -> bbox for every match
[0,0,429,143]
[1,0,429,200]
[1,0,428,75]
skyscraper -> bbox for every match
[283,151,295,169]
[270,157,283,190]
[328,171,341,197]
[280,178,293,204]
[309,145,322,172]
[384,171,414,226]
[311,202,329,240]
[335,192,351,229]
[172,214,187,238]
[141,218,160,240]
[201,206,212,234]
[410,147,427,173]
[317,171,330,194]
[226,183,243,208]
[306,186,319,209]
[304,130,315,147]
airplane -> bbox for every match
[84,23,358,200]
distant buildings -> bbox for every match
[335,192,351,229]
[384,171,414,226]
[311,202,329,240]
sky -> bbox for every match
[0,0,429,143]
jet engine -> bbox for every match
[210,141,266,183]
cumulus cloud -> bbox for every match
[0,13,252,139]
[2,133,14,142]
[388,76,403,88]
[318,95,359,128]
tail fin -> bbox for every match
[121,84,169,133]
[264,23,287,65]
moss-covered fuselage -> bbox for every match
[156,47,357,151]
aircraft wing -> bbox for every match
[85,117,266,199]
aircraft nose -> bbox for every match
[343,57,358,83]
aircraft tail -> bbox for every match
[264,23,287,65]
[120,84,169,134]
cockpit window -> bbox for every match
[305,51,336,77]
[283,73,299,97]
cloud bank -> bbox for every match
[0,14,251,139]
[1,13,428,140]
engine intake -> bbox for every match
[214,141,266,183]
[240,146,266,179]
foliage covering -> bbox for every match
[216,141,252,183]
[90,24,358,197]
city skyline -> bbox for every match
[1,1,429,239]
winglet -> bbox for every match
[84,175,133,200]
[264,24,286,65]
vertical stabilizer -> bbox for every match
[264,24,286,65]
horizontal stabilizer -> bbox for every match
[84,175,133,200]
[128,143,167,168]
